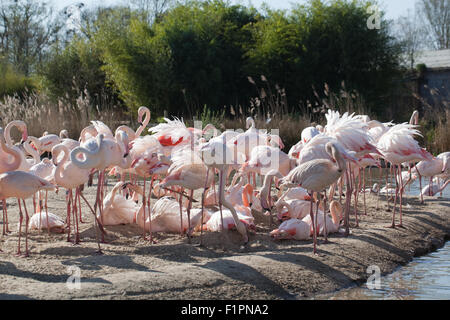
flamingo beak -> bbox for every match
[22,129,28,143]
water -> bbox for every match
[362,167,450,198]
[320,168,450,300]
[320,241,450,300]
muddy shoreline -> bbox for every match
[0,186,449,300]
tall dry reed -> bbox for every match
[0,89,129,141]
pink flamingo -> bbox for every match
[0,171,56,256]
[240,145,294,177]
[0,127,22,234]
[270,219,310,241]
[98,181,138,226]
[200,140,249,244]
[70,132,132,235]
[28,211,65,233]
[420,179,449,197]
[159,146,213,242]
[302,200,343,236]
[115,106,151,142]
[280,142,354,253]
[134,195,204,234]
[377,123,433,228]
[148,117,199,157]
[52,144,92,244]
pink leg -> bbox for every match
[73,189,80,244]
[22,199,30,257]
[147,176,156,243]
[66,190,72,242]
[45,191,50,236]
[309,193,317,254]
[199,169,210,246]
[143,178,147,239]
[322,192,328,243]
[387,164,399,228]
[397,166,405,228]
[17,199,23,255]
[417,167,424,204]
[2,199,6,236]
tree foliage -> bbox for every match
[37,0,404,119]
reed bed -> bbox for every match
[0,89,129,141]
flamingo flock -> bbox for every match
[0,107,449,257]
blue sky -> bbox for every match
[52,0,417,20]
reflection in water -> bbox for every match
[318,168,449,300]
[322,242,450,300]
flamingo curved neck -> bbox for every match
[0,132,22,171]
[54,145,70,186]
[24,138,41,164]
[329,203,341,227]
[135,108,151,137]
[70,135,103,169]
[4,121,22,146]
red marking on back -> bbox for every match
[43,141,53,146]
[158,135,183,147]
[401,149,413,156]
[40,181,46,186]
[287,228,296,236]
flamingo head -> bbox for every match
[270,228,288,240]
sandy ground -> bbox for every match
[0,180,449,300]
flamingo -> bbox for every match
[98,181,138,226]
[270,219,310,241]
[200,140,249,244]
[70,132,132,233]
[28,211,65,233]
[302,200,343,236]
[37,132,61,155]
[228,117,270,161]
[2,120,34,171]
[4,120,28,147]
[148,117,198,157]
[0,171,56,256]
[0,127,23,234]
[420,179,449,197]
[240,145,294,177]
[134,195,204,234]
[279,142,354,253]
[53,144,93,244]
[205,209,255,233]
[27,139,56,230]
[116,106,152,148]
[377,123,433,228]
[412,157,445,200]
[159,146,213,242]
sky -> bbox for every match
[52,0,417,21]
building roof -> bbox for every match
[415,49,450,69]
